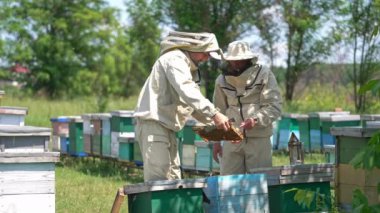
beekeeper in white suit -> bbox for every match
[134,31,230,181]
[212,41,282,175]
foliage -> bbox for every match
[124,0,162,97]
[338,0,380,112]
[359,79,380,97]
[283,83,356,113]
[158,0,260,99]
[0,0,125,99]
[278,0,341,101]
[285,187,331,212]
[350,132,380,170]
[352,188,380,213]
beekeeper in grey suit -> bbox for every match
[134,31,230,181]
[212,41,282,175]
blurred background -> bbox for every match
[0,0,379,122]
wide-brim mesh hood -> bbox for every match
[160,31,221,55]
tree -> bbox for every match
[158,0,255,100]
[124,0,162,97]
[342,0,380,112]
[0,0,121,98]
[278,0,340,101]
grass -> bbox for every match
[56,152,325,212]
[1,95,139,127]
[1,91,330,212]
[56,156,143,213]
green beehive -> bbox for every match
[195,140,212,172]
[330,126,380,211]
[68,117,86,156]
[81,114,93,155]
[111,111,134,158]
[308,111,350,151]
[178,119,199,171]
[124,178,206,213]
[110,110,134,132]
[91,113,111,157]
[133,140,143,166]
[295,114,310,153]
[268,182,331,213]
[181,119,199,145]
[118,135,134,161]
[250,164,334,213]
[320,115,360,147]
[360,114,380,128]
[277,114,300,150]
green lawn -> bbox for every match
[56,152,325,212]
[56,157,143,213]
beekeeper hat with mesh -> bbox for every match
[160,31,222,57]
[211,41,258,61]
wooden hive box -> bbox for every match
[0,106,28,126]
[249,164,333,213]
[110,111,134,159]
[0,152,59,212]
[320,114,361,146]
[118,134,135,162]
[294,114,311,152]
[194,140,212,172]
[133,140,143,166]
[203,174,269,213]
[50,116,79,152]
[277,113,301,150]
[331,126,380,211]
[124,178,206,213]
[81,114,93,155]
[180,142,196,170]
[177,119,198,171]
[308,111,350,152]
[91,113,111,157]
[0,126,50,153]
[360,114,380,128]
[110,110,134,133]
[68,117,86,157]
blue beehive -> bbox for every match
[203,174,269,213]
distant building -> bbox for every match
[10,64,30,74]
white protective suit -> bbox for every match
[213,62,282,174]
[134,32,221,181]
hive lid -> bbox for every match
[50,116,81,122]
[90,113,112,119]
[320,114,360,122]
[308,111,350,118]
[330,126,379,137]
[360,114,380,121]
[0,125,51,136]
[0,152,60,163]
[0,106,28,115]
[124,178,207,194]
[111,110,134,117]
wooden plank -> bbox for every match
[281,164,334,176]
[0,163,55,195]
[0,193,55,213]
[338,164,380,187]
[124,179,206,194]
[1,180,55,195]
[111,188,125,213]
[0,125,50,136]
[0,106,28,115]
[279,173,333,184]
[0,153,59,163]
[337,183,379,206]
[331,126,378,137]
